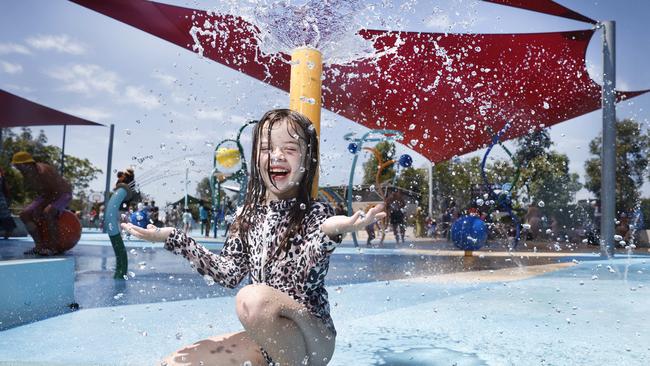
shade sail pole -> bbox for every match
[103,124,115,233]
[60,125,67,175]
[600,21,616,258]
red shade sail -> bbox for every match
[0,89,104,128]
[482,0,597,24]
[71,0,647,163]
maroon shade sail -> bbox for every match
[71,0,647,163]
[0,89,104,128]
[482,0,597,24]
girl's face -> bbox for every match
[258,119,307,201]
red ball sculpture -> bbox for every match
[36,210,81,254]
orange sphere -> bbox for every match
[37,210,81,254]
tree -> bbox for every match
[429,157,485,212]
[395,166,428,213]
[584,118,650,214]
[361,141,396,185]
[0,128,102,206]
[521,152,582,223]
[196,176,212,203]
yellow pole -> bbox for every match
[288,47,323,198]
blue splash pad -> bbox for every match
[1,255,649,365]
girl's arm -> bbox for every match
[121,223,249,288]
[320,203,386,237]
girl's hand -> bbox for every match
[121,223,174,242]
[321,204,386,237]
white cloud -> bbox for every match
[47,64,120,95]
[425,14,452,29]
[151,72,177,87]
[62,106,112,122]
[0,60,23,74]
[2,84,33,93]
[26,34,86,55]
[0,43,31,55]
[124,86,161,110]
[195,109,225,120]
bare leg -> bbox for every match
[236,284,336,366]
[20,210,45,253]
[161,331,266,366]
[43,205,59,253]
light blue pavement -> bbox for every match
[1,254,648,365]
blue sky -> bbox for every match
[1,0,648,205]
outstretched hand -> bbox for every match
[121,223,174,242]
[321,204,386,237]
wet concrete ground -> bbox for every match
[0,231,575,310]
[1,231,649,365]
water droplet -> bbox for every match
[542,101,550,109]
[125,129,131,135]
[299,203,307,210]
[537,201,545,208]
[160,143,166,150]
[203,275,215,286]
[476,198,484,206]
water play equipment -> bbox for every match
[344,130,404,246]
[451,215,488,251]
[36,210,81,254]
[71,0,647,166]
[479,120,522,249]
[288,47,322,196]
[211,120,257,237]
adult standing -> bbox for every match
[12,152,72,255]
[387,190,406,244]
[0,167,16,238]
[199,204,210,237]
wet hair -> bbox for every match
[233,109,319,258]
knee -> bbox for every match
[19,210,31,222]
[43,206,58,219]
[236,285,279,327]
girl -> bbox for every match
[123,109,385,366]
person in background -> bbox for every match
[12,151,72,255]
[199,204,210,237]
[182,208,193,234]
[0,167,16,239]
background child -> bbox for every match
[123,109,384,366]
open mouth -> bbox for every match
[269,167,290,182]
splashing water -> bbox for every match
[191,0,411,65]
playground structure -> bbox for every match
[69,0,650,257]
[344,130,404,247]
[1,1,650,365]
[210,120,257,237]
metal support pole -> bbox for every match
[600,20,616,257]
[428,162,433,218]
[185,167,189,208]
[103,124,115,233]
[60,125,67,175]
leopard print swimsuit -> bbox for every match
[164,199,341,337]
